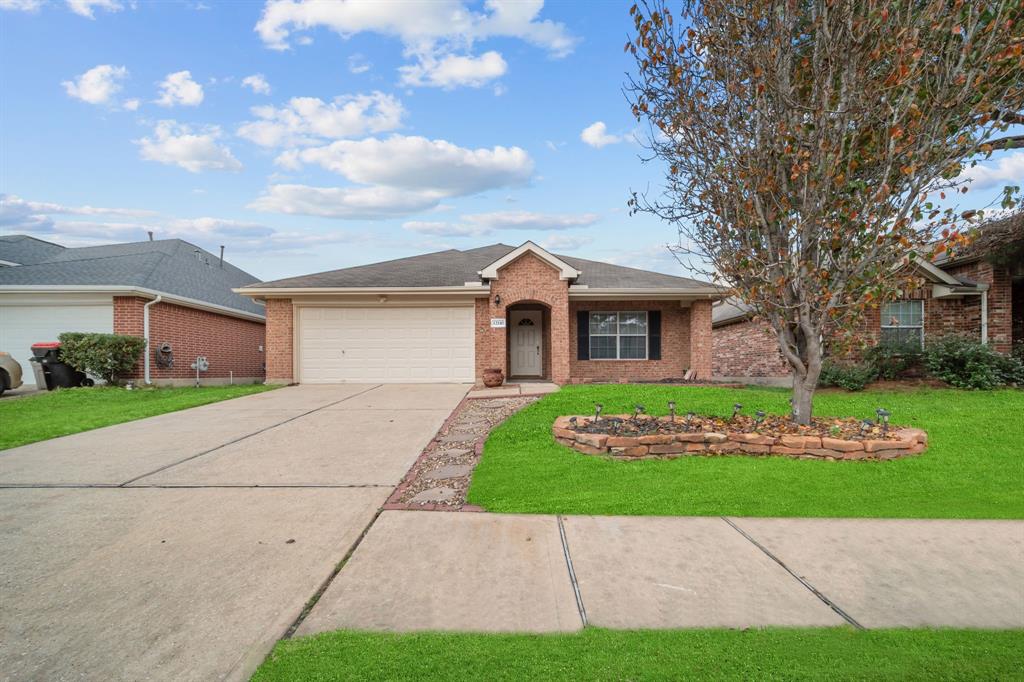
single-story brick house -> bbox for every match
[237,242,721,385]
[712,212,1024,382]
[0,235,266,386]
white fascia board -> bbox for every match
[478,241,581,280]
[898,253,962,286]
[235,285,490,298]
[0,285,265,322]
[932,282,987,299]
[568,287,724,300]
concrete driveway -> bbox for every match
[0,383,467,682]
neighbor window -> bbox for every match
[880,300,924,347]
[589,312,648,360]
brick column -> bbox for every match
[265,298,294,384]
[550,305,570,384]
[689,299,713,379]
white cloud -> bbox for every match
[1,193,157,233]
[278,135,533,196]
[237,92,404,147]
[580,121,622,149]
[540,234,593,251]
[249,184,443,220]
[254,0,575,90]
[122,98,140,111]
[0,0,44,11]
[241,73,271,95]
[155,70,204,107]
[62,64,127,105]
[958,151,1024,190]
[66,0,121,18]
[401,211,598,237]
[136,120,242,173]
[399,50,507,89]
[348,53,372,74]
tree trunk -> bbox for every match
[785,330,824,426]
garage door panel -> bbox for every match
[0,304,114,386]
[297,306,474,383]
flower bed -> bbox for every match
[552,414,927,461]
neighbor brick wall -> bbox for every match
[713,317,789,378]
[476,253,570,384]
[712,260,1016,377]
[113,296,265,382]
[264,297,294,383]
[569,299,693,383]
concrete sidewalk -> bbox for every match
[298,511,1024,635]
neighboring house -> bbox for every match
[0,235,266,387]
[712,212,1024,381]
[237,241,721,385]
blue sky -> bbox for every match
[1,0,1020,282]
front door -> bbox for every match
[510,310,542,377]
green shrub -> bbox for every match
[818,361,877,391]
[58,332,146,384]
[865,340,923,380]
[923,335,1024,390]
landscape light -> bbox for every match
[732,403,743,420]
[594,403,603,421]
[668,400,676,422]
[876,408,891,435]
[633,404,646,420]
[860,418,874,435]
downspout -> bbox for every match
[980,286,989,345]
[143,295,162,384]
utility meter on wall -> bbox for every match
[191,356,209,372]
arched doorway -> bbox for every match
[506,301,552,380]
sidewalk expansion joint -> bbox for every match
[721,516,864,630]
[557,515,588,627]
[116,384,384,487]
[279,507,384,641]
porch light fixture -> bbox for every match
[594,403,603,421]
[668,400,676,422]
[494,294,502,306]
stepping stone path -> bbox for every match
[439,431,477,443]
[409,486,458,504]
[425,464,474,480]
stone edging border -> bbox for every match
[553,416,928,461]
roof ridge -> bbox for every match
[0,234,66,248]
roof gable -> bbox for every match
[478,241,581,281]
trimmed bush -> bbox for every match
[818,361,877,391]
[58,332,146,384]
[865,340,923,380]
[923,335,1024,390]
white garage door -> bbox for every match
[297,306,475,383]
[0,303,114,386]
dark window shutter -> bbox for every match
[648,310,662,360]
[577,310,590,360]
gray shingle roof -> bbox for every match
[0,235,66,265]
[712,298,754,327]
[0,237,264,317]
[248,243,716,291]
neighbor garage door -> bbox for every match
[0,303,114,386]
[296,306,475,383]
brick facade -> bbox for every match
[262,253,717,386]
[569,299,695,382]
[475,252,571,384]
[264,297,294,383]
[712,317,790,378]
[113,296,265,384]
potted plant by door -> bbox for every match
[482,368,505,387]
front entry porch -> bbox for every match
[507,303,552,381]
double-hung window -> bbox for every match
[589,312,648,359]
[880,300,924,347]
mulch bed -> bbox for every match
[384,396,537,511]
[572,413,907,441]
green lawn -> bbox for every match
[0,384,277,450]
[467,385,1024,518]
[253,627,1024,681]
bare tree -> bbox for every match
[626,0,1023,423]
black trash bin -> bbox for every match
[30,342,86,390]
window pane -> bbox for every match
[618,311,647,335]
[881,327,923,347]
[589,312,617,335]
[619,335,646,359]
[590,335,617,359]
[882,301,923,327]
